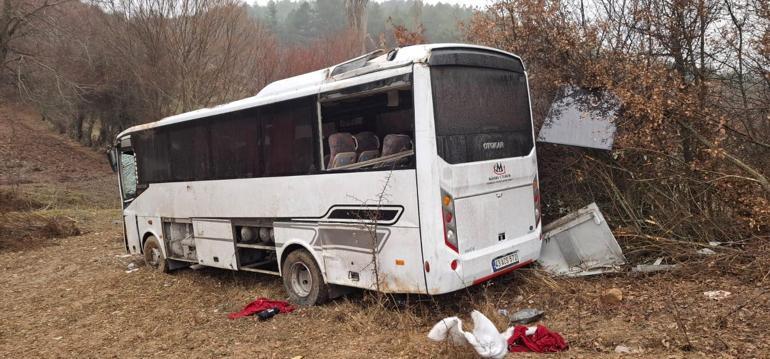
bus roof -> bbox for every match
[116,43,522,140]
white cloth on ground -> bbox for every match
[427,310,534,359]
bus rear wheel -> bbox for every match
[143,235,170,273]
[282,249,329,306]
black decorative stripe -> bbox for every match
[328,208,399,221]
[290,204,404,226]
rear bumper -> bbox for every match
[426,228,541,295]
[461,228,541,283]
[471,259,534,285]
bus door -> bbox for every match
[115,137,142,254]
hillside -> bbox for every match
[0,102,768,358]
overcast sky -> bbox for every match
[250,0,492,8]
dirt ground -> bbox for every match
[1,102,769,358]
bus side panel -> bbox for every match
[274,218,424,293]
[373,226,425,293]
[316,224,424,292]
[128,169,424,292]
[412,64,466,294]
[123,208,142,254]
[317,224,383,290]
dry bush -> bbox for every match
[0,211,80,242]
[465,0,769,256]
[0,188,81,250]
[0,188,41,212]
[280,30,363,77]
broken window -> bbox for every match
[319,75,415,171]
[119,151,138,200]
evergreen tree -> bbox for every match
[267,0,279,30]
[286,1,317,44]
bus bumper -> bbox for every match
[426,228,542,295]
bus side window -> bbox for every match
[119,151,138,200]
[262,98,317,176]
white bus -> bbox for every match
[109,44,542,305]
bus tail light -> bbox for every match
[441,190,458,252]
[533,176,541,228]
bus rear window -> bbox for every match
[431,66,533,164]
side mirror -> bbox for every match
[107,148,118,173]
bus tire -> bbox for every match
[282,249,329,306]
[143,235,170,273]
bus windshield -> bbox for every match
[431,66,533,164]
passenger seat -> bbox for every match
[354,132,380,163]
[327,132,357,169]
[381,134,413,156]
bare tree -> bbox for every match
[1,0,68,72]
[345,0,368,53]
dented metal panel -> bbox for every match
[538,203,626,276]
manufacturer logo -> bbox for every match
[493,162,506,175]
[483,141,505,150]
[498,232,506,241]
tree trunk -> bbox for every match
[345,0,369,53]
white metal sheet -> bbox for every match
[192,219,234,240]
[194,238,237,270]
[537,86,619,150]
[538,202,626,276]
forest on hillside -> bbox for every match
[0,0,470,144]
[248,0,473,45]
[1,0,768,246]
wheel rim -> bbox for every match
[290,262,312,297]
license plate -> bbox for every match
[492,251,519,272]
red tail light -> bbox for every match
[441,190,458,252]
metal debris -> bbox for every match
[537,85,620,150]
[538,203,626,276]
[508,308,545,325]
[632,264,678,273]
[632,257,678,273]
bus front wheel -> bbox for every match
[281,249,329,306]
[143,235,170,273]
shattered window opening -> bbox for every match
[119,151,138,200]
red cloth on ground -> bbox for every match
[228,298,295,319]
[508,325,569,353]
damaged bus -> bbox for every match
[108,44,541,305]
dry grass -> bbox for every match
[0,187,42,212]
[0,211,80,239]
[2,102,769,358]
[0,189,83,250]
